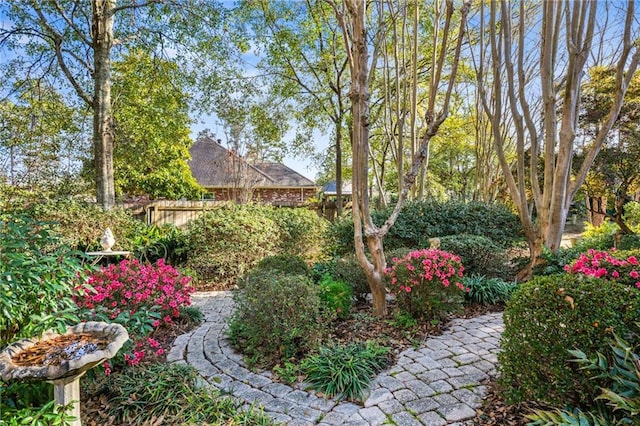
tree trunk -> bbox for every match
[92,0,116,210]
[335,120,343,216]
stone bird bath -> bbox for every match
[0,322,128,426]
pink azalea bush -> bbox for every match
[565,249,640,288]
[385,248,467,320]
[75,258,194,369]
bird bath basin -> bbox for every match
[0,322,128,426]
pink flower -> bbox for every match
[630,270,639,279]
[103,361,111,376]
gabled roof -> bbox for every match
[254,163,316,187]
[189,136,317,188]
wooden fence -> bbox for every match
[125,199,337,227]
[126,200,224,227]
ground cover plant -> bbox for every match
[462,275,518,306]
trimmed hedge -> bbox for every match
[327,200,523,256]
[439,234,510,279]
[499,274,640,407]
[184,204,327,287]
[184,204,279,286]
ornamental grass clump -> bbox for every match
[385,248,466,320]
[565,248,640,288]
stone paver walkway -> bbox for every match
[167,291,503,425]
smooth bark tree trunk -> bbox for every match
[92,0,116,210]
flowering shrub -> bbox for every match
[75,258,194,368]
[565,249,640,288]
[385,249,466,320]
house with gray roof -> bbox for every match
[188,136,319,206]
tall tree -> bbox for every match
[474,1,640,277]
[242,0,350,214]
[0,81,85,191]
[329,0,470,316]
[109,51,202,199]
[0,1,237,209]
[578,66,640,233]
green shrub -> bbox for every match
[255,254,311,277]
[623,201,640,229]
[616,233,640,250]
[227,271,327,368]
[129,223,188,265]
[499,274,640,407]
[183,204,279,286]
[580,220,619,250]
[86,363,272,425]
[327,200,523,256]
[0,215,87,347]
[318,275,353,319]
[23,198,142,252]
[0,393,75,426]
[527,333,640,425]
[301,341,392,401]
[463,275,518,305]
[333,255,371,301]
[439,234,511,279]
[266,207,329,262]
[533,246,585,276]
[386,249,466,321]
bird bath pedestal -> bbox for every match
[0,322,128,426]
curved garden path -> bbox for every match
[167,291,503,425]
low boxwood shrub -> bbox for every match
[183,204,279,287]
[318,275,353,319]
[462,275,518,305]
[385,249,466,321]
[255,254,311,277]
[227,271,328,368]
[499,274,640,407]
[301,341,392,401]
[439,234,510,279]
